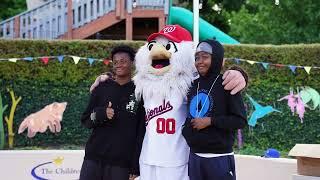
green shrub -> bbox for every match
[0,40,319,153]
[224,44,320,152]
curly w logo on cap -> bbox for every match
[147,25,192,43]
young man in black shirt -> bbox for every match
[80,45,145,180]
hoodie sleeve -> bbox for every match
[80,87,112,129]
[130,100,146,175]
[213,91,247,130]
[228,66,249,88]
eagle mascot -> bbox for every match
[133,25,195,180]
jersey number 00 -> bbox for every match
[156,118,176,134]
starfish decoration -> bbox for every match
[295,93,305,123]
[278,89,296,114]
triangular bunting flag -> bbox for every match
[57,55,64,63]
[41,57,49,64]
[71,56,81,64]
[288,65,297,73]
[304,66,311,74]
[103,59,110,65]
[88,58,95,65]
[8,58,18,62]
[275,64,284,68]
[234,58,240,64]
[247,60,256,65]
[261,62,269,69]
[23,57,33,61]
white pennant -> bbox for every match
[71,56,81,64]
[8,58,18,62]
[247,60,256,65]
[304,66,312,74]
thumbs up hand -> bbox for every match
[106,101,115,120]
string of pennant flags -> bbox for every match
[0,55,320,74]
[0,55,111,66]
[224,58,320,75]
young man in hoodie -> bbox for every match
[182,39,247,180]
[80,45,145,180]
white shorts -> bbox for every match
[138,163,189,180]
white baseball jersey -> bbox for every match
[140,92,190,167]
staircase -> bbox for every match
[0,0,169,40]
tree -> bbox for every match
[0,0,26,21]
[177,0,245,33]
[227,0,320,44]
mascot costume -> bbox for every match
[90,25,247,180]
[134,25,195,180]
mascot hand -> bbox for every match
[90,74,109,93]
[222,70,246,95]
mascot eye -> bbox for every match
[147,41,156,51]
[165,44,171,50]
[166,41,177,53]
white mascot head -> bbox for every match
[133,25,197,100]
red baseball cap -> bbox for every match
[147,25,192,43]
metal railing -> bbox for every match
[0,0,169,40]
[1,0,69,39]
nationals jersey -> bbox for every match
[139,92,190,167]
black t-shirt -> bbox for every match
[81,80,145,175]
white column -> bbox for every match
[127,0,132,14]
[73,0,78,28]
[0,24,3,38]
[44,6,49,39]
[164,0,169,15]
[19,15,24,38]
[56,0,61,36]
[35,8,40,39]
[3,23,6,38]
[85,0,91,23]
[78,0,84,27]
[3,23,7,38]
[9,20,14,38]
[60,0,66,35]
[54,1,59,38]
[28,13,33,39]
[24,14,29,38]
[28,13,32,39]
[31,10,36,38]
[98,0,103,17]
[6,21,10,38]
[193,0,199,45]
[92,0,97,20]
[111,0,115,10]
[48,4,53,39]
[100,0,104,14]
[102,0,106,13]
[105,0,110,12]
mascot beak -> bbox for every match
[150,43,171,60]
